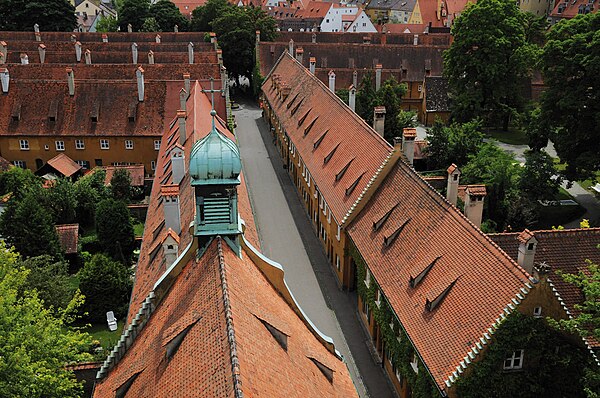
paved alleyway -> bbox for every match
[233,99,396,398]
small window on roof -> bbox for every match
[345,173,365,196]
[309,357,334,383]
[165,320,200,360]
[259,318,288,351]
[115,371,141,398]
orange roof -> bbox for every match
[46,153,81,177]
[465,184,486,196]
[550,0,598,19]
[378,23,427,34]
[347,159,531,390]
[296,1,332,18]
[55,223,79,254]
[102,165,145,187]
[262,52,394,224]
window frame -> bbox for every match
[100,139,110,150]
[19,139,29,151]
[55,140,65,151]
[125,140,134,150]
[13,160,25,168]
[75,139,85,150]
[503,349,524,370]
[154,140,161,150]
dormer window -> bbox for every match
[533,306,542,318]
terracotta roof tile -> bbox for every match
[465,184,486,197]
[55,223,79,254]
[262,52,393,223]
[46,153,82,177]
[101,165,145,187]
[347,159,531,390]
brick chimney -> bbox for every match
[178,110,187,145]
[188,42,194,64]
[288,39,294,55]
[162,229,180,268]
[136,66,144,102]
[0,42,6,64]
[148,50,154,64]
[66,67,74,96]
[281,83,291,100]
[20,53,28,65]
[402,128,416,165]
[155,34,161,43]
[352,70,358,87]
[413,34,419,46]
[517,229,537,274]
[373,106,386,137]
[171,144,186,185]
[131,42,138,64]
[75,41,82,62]
[127,23,132,33]
[464,185,486,228]
[375,64,382,91]
[0,68,9,94]
[183,73,191,95]
[328,70,336,92]
[179,88,187,111]
[161,185,181,234]
[102,33,108,43]
[295,47,304,64]
[309,57,316,74]
[348,84,356,112]
[446,164,460,206]
[84,49,91,65]
[38,44,46,64]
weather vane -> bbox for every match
[201,77,224,130]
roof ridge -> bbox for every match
[217,237,244,398]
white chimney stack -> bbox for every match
[328,70,335,92]
[20,53,29,65]
[75,41,82,62]
[0,68,9,94]
[178,110,187,145]
[463,185,486,228]
[413,34,419,46]
[171,145,186,185]
[155,34,161,43]
[402,128,416,165]
[373,106,386,137]
[375,64,382,91]
[38,44,46,64]
[352,70,358,87]
[174,24,179,33]
[131,42,138,64]
[66,67,74,96]
[179,88,187,111]
[136,66,144,102]
[127,23,132,33]
[255,30,261,44]
[309,57,316,74]
[288,39,294,55]
[188,42,194,64]
[183,73,190,96]
[0,42,6,64]
[148,50,154,65]
[517,229,538,274]
[34,23,39,33]
[162,229,180,267]
[446,164,460,206]
[295,47,304,64]
[102,33,108,43]
[35,32,41,42]
[84,49,91,65]
[161,186,182,234]
[348,85,356,112]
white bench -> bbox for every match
[592,183,600,194]
[106,311,118,332]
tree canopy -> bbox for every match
[19,255,76,311]
[118,0,150,32]
[443,0,535,130]
[150,0,188,31]
[110,168,132,202]
[96,199,135,263]
[539,13,600,182]
[0,0,76,31]
[0,243,93,397]
[425,119,484,169]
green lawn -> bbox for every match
[133,222,145,238]
[85,321,124,350]
[553,158,600,193]
[485,128,528,145]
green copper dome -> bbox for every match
[190,112,242,185]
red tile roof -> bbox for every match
[262,52,394,224]
[101,165,145,187]
[347,158,532,390]
[55,224,79,254]
[550,0,598,20]
[46,153,82,177]
[490,227,600,347]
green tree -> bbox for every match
[397,110,417,132]
[0,190,63,259]
[96,199,135,263]
[425,119,485,169]
[141,16,159,32]
[73,170,109,227]
[0,167,41,199]
[520,151,562,201]
[190,0,232,32]
[110,168,132,202]
[118,0,150,32]
[96,15,119,32]
[79,254,132,322]
[373,76,407,143]
[443,0,535,130]
[0,243,92,397]
[19,255,76,310]
[150,0,188,31]
[355,71,377,125]
[0,0,76,31]
[43,178,78,224]
[540,13,600,182]
[462,143,523,230]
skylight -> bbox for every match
[313,130,329,149]
[345,172,365,196]
[383,218,411,247]
[335,158,354,182]
[297,109,312,126]
[324,143,340,164]
[373,203,399,231]
[425,277,459,312]
[304,117,318,135]
[410,256,442,288]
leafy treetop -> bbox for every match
[0,0,76,31]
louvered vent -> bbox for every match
[203,197,230,224]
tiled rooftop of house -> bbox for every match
[347,158,532,390]
[56,223,79,254]
[46,153,82,177]
[550,0,598,19]
[102,165,146,187]
[262,52,394,224]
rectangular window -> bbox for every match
[504,349,524,370]
[100,139,110,150]
[375,288,381,307]
[336,254,340,271]
[75,139,85,150]
[533,307,542,318]
[13,160,25,168]
[336,224,341,241]
[55,140,65,151]
[76,160,89,169]
[151,160,156,170]
[410,353,419,373]
[154,140,161,150]
[418,84,423,92]
[125,140,134,150]
[362,296,370,319]
[19,140,29,150]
